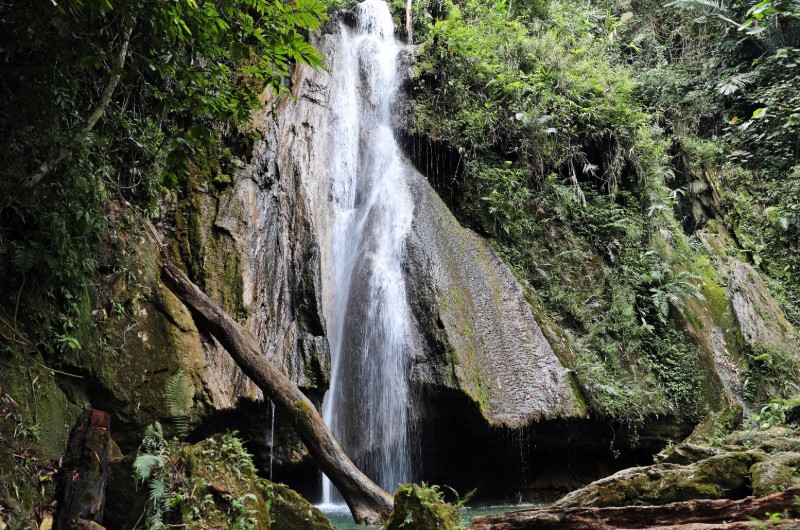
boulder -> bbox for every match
[750,452,800,497]
[383,484,463,530]
[554,452,756,508]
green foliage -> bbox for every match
[134,422,172,530]
[746,395,800,430]
[409,0,725,421]
[133,428,274,529]
[742,342,800,404]
[166,370,192,438]
[383,483,466,530]
[0,0,326,369]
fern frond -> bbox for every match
[165,371,191,438]
[665,0,741,27]
[149,477,166,504]
[12,246,37,273]
[133,454,166,482]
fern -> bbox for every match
[148,477,166,504]
[165,371,191,438]
[666,0,741,26]
[134,453,166,483]
[717,72,755,95]
[134,423,172,530]
[12,245,37,273]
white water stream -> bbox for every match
[319,0,414,504]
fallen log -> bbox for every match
[471,487,800,530]
[160,260,393,524]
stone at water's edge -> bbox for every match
[554,451,757,508]
[471,487,800,529]
[172,434,334,530]
[382,484,463,530]
[551,427,800,511]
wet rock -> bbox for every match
[383,484,463,530]
[265,20,584,434]
[403,167,585,427]
[178,434,333,530]
[260,482,334,530]
[554,452,756,508]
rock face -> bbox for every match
[682,225,800,409]
[729,261,797,351]
[265,9,582,434]
[403,167,584,425]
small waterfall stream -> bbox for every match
[320,0,414,504]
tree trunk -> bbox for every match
[406,0,413,44]
[160,260,393,525]
[56,409,112,530]
[471,487,800,530]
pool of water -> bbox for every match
[319,503,540,529]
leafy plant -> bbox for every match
[165,370,192,438]
[134,422,171,530]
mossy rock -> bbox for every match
[555,451,756,508]
[130,432,332,530]
[383,484,463,530]
[179,434,271,529]
[725,427,799,449]
[659,443,724,465]
[750,452,800,497]
[258,480,334,530]
[0,445,36,529]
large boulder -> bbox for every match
[554,452,757,508]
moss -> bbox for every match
[180,434,271,530]
[0,349,80,460]
[131,432,332,530]
[750,453,800,497]
[258,481,334,530]
[0,445,36,529]
[383,484,464,530]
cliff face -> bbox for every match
[100,6,797,491]
[261,15,584,432]
[10,9,796,527]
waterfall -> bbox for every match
[320,0,414,504]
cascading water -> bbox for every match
[320,0,415,504]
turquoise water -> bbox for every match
[319,503,540,529]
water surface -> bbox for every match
[320,503,542,529]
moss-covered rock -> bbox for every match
[750,452,800,497]
[0,350,81,529]
[259,481,334,530]
[0,445,36,529]
[725,428,800,449]
[554,451,756,508]
[129,431,332,530]
[382,484,463,530]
